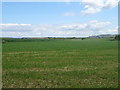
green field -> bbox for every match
[2,38,118,88]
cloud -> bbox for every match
[1,23,32,32]
[62,12,76,16]
[87,20,111,30]
[81,6,101,14]
[62,0,118,16]
[80,0,119,15]
[1,21,117,37]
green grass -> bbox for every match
[2,38,118,88]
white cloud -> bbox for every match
[104,0,118,8]
[62,12,76,16]
[87,20,111,29]
[107,29,118,34]
[80,0,119,15]
[81,6,101,14]
[1,21,117,38]
[1,23,32,32]
[62,0,118,16]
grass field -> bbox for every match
[2,38,118,88]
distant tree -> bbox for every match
[114,35,120,40]
[48,37,50,39]
[81,38,86,40]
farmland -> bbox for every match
[2,38,118,88]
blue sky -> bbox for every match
[1,1,119,37]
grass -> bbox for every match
[2,38,118,88]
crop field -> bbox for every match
[2,38,118,88]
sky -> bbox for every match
[1,0,119,37]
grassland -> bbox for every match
[2,38,118,88]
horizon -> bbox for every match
[1,33,118,39]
